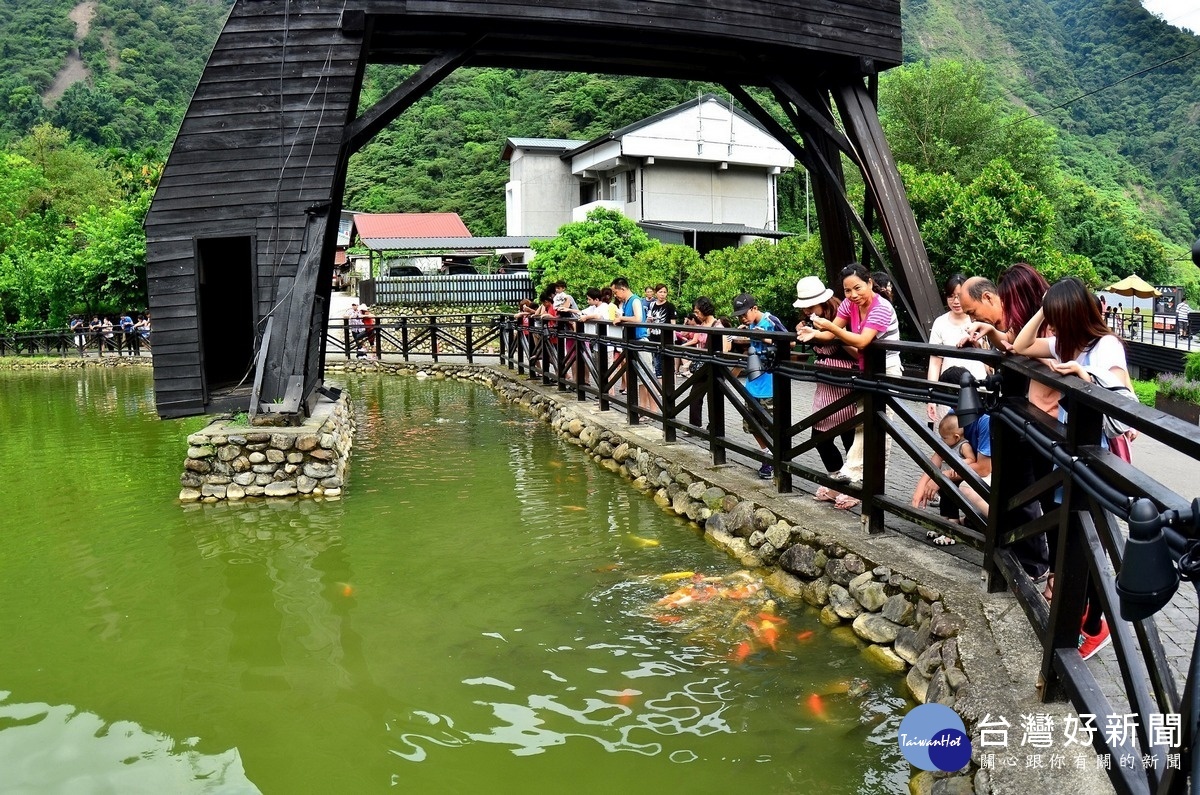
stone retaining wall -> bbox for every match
[327,358,982,793]
[178,391,354,503]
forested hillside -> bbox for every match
[1,0,1199,328]
[904,0,1200,242]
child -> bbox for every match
[913,412,991,544]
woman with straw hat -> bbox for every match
[793,276,858,506]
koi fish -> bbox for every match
[616,689,639,706]
[745,619,779,650]
[657,571,696,581]
[757,613,787,625]
[657,582,718,608]
[654,614,683,624]
[594,563,621,572]
[563,505,586,511]
[732,641,753,663]
[337,582,354,597]
[795,630,814,642]
[806,693,828,721]
[628,535,660,548]
[719,582,762,600]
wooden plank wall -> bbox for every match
[367,0,902,70]
[145,0,362,417]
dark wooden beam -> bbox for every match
[344,42,480,153]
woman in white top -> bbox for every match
[926,273,990,425]
[1013,276,1133,401]
[1012,275,1131,657]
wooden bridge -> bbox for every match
[144,0,940,419]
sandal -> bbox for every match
[814,486,839,502]
[930,534,956,546]
[833,495,861,510]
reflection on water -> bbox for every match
[0,691,259,793]
[0,369,909,793]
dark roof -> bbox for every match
[639,221,793,239]
[360,236,536,252]
[564,94,773,161]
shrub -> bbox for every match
[1155,373,1200,405]
[1184,351,1200,383]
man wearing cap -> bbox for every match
[731,293,776,479]
[612,277,654,410]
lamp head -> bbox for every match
[746,352,765,381]
[955,370,982,426]
[1192,234,1200,268]
[1116,498,1180,622]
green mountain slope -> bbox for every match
[904,0,1200,240]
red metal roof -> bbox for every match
[353,213,471,240]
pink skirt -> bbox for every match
[811,356,859,432]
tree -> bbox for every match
[879,59,1059,196]
[530,208,660,293]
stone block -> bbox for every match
[779,544,821,578]
[851,613,903,644]
[863,644,906,672]
[187,445,214,459]
[226,484,246,501]
[265,449,286,464]
[264,481,298,497]
[248,451,267,464]
[882,594,915,626]
[828,585,862,619]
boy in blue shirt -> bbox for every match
[732,293,776,479]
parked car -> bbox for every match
[387,265,424,277]
[438,264,478,275]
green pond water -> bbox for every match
[0,367,910,794]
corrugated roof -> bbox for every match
[360,236,536,251]
[353,213,471,240]
[639,221,793,238]
[502,137,587,160]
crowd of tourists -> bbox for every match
[519,261,1138,663]
[68,311,151,353]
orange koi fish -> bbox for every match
[806,693,828,721]
[795,630,814,642]
[732,641,753,663]
[745,619,779,650]
[654,614,683,624]
[757,613,787,625]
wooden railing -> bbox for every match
[0,328,150,357]
[480,314,1199,795]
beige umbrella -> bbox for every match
[1106,274,1161,299]
[1106,274,1162,317]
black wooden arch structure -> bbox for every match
[144,0,940,418]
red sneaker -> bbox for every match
[1078,617,1111,661]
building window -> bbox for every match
[626,170,636,202]
[580,182,597,205]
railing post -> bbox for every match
[429,315,438,362]
[596,330,610,412]
[575,324,587,402]
[772,358,791,493]
[624,324,640,425]
[555,330,568,392]
[342,318,352,360]
[465,314,474,364]
[860,346,886,533]
[400,318,410,362]
[661,341,676,442]
[707,333,726,465]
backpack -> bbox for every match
[765,313,790,334]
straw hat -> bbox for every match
[793,276,833,309]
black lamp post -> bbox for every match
[1192,235,1200,268]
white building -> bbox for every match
[502,94,796,254]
